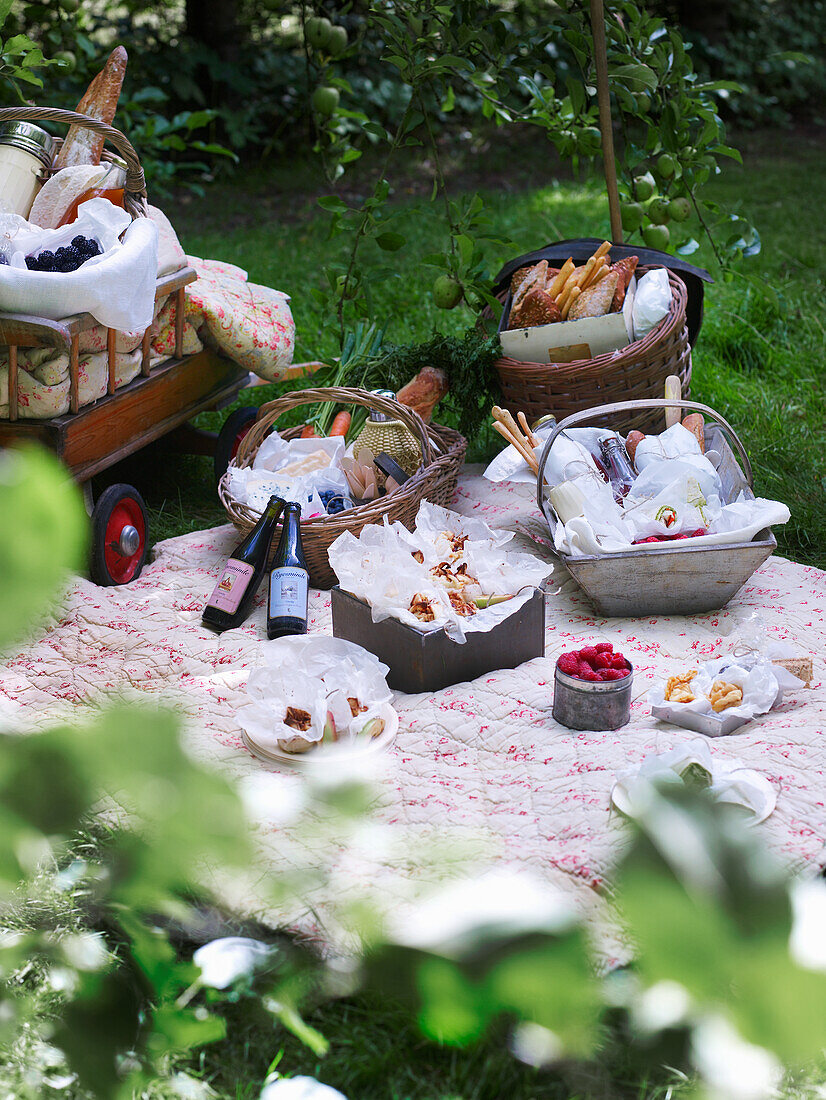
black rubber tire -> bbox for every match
[90,483,149,587]
[214,406,261,485]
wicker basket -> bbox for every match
[495,266,692,434]
[218,387,467,589]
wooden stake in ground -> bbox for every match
[590,0,623,244]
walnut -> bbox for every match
[409,593,436,622]
[284,706,312,732]
[348,697,367,717]
[411,550,424,564]
[665,669,698,704]
[707,680,743,713]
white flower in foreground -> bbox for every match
[260,1076,348,1100]
[692,1017,782,1100]
[790,878,826,971]
[193,937,272,989]
[633,980,692,1033]
[389,869,575,957]
[238,772,307,827]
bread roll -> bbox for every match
[508,287,562,329]
[55,46,128,169]
[609,255,638,311]
[625,430,645,463]
[682,413,705,453]
[29,163,125,229]
[396,366,448,422]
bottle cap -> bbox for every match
[369,389,397,422]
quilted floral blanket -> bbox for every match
[1,469,823,954]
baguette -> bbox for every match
[396,366,448,423]
[55,47,128,170]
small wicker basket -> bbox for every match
[495,266,692,434]
[218,386,467,589]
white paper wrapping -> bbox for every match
[227,435,349,518]
[611,739,777,825]
[236,635,394,755]
[328,502,551,642]
[0,198,158,330]
[632,267,672,338]
[648,656,782,723]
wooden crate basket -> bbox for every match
[218,386,467,589]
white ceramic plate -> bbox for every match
[241,701,399,769]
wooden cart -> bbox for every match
[0,106,250,585]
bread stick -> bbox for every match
[547,258,574,298]
[493,421,539,473]
[556,267,582,302]
[560,285,581,320]
[517,411,539,447]
[580,256,607,291]
[594,240,611,261]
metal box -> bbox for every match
[537,399,777,618]
[331,586,545,694]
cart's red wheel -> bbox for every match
[90,484,149,586]
[214,406,262,485]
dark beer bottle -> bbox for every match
[202,494,286,632]
[267,501,309,639]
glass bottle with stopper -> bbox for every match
[202,494,286,632]
[599,436,636,502]
[350,389,422,482]
[267,501,309,639]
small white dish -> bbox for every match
[241,701,398,768]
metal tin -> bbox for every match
[0,121,55,168]
[552,665,633,730]
[368,389,397,422]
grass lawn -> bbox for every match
[6,128,825,1100]
[115,125,826,568]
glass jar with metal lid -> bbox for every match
[0,121,56,219]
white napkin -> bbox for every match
[611,740,776,825]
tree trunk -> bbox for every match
[185,0,240,60]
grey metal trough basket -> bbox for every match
[535,398,777,618]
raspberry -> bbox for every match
[578,661,597,678]
[595,642,613,653]
[602,668,627,680]
[594,653,612,669]
[577,667,601,682]
[610,653,629,670]
[579,646,599,664]
[556,653,579,675]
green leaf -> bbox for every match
[0,0,13,26]
[710,143,743,164]
[317,195,349,213]
[0,446,87,654]
[265,998,329,1057]
[375,231,406,252]
[441,85,456,113]
[416,957,486,1044]
[455,233,474,269]
[610,63,659,92]
[150,1005,226,1056]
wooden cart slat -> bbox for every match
[0,348,248,482]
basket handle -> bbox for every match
[535,398,754,531]
[0,105,147,219]
[233,386,434,469]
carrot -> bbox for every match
[329,410,351,437]
[300,424,317,438]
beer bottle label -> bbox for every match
[269,567,309,620]
[207,560,254,613]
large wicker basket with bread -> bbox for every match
[218,387,467,589]
[489,243,701,435]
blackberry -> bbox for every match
[86,239,101,256]
[38,250,55,268]
[71,235,86,249]
[25,255,39,270]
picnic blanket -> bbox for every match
[1,468,823,954]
